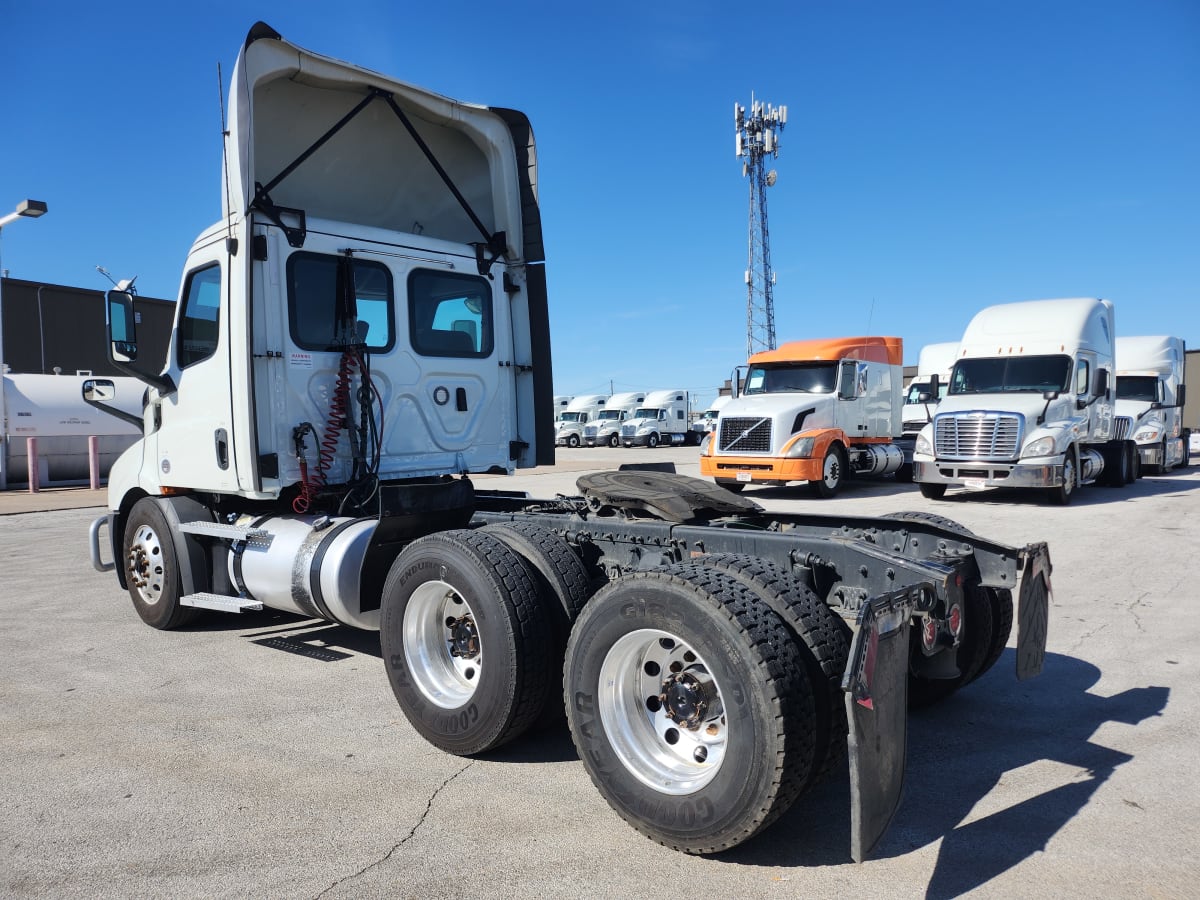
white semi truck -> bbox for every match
[902,341,959,437]
[583,391,644,447]
[555,393,608,447]
[913,298,1137,504]
[84,23,1053,861]
[1114,335,1188,474]
[619,389,695,447]
[552,395,573,421]
[699,337,913,496]
[691,394,732,438]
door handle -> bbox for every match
[215,428,230,470]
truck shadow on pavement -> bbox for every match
[723,650,1168,895]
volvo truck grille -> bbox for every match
[718,417,772,453]
[934,413,1022,460]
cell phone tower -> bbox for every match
[735,96,786,358]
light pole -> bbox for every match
[0,199,50,491]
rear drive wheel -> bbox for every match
[565,567,815,853]
[122,498,199,630]
[689,554,850,787]
[380,529,552,755]
[808,443,846,498]
[482,522,594,724]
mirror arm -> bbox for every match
[82,393,144,429]
[111,357,176,396]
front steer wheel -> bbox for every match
[380,529,553,756]
[565,567,815,854]
[122,498,199,630]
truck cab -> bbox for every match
[902,341,959,437]
[555,393,609,447]
[1115,335,1188,473]
[583,391,644,447]
[913,298,1135,503]
[619,389,692,447]
[699,337,907,496]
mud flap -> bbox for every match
[842,585,925,863]
[1016,542,1052,680]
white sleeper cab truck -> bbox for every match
[902,341,959,437]
[583,391,644,447]
[552,394,573,421]
[699,337,912,497]
[554,393,608,447]
[1115,335,1188,473]
[84,22,1054,862]
[913,297,1137,504]
[691,394,732,439]
[620,389,694,447]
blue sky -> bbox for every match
[3,1,1197,406]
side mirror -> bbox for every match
[107,290,138,364]
[83,378,116,402]
[837,362,857,400]
[1178,384,1187,407]
[917,391,933,404]
[1093,369,1109,397]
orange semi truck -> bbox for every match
[700,336,913,496]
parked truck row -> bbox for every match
[693,302,1187,506]
[553,389,706,448]
[84,23,1051,861]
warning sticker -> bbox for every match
[290,352,314,370]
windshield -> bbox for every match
[744,362,838,395]
[559,412,584,423]
[597,410,623,421]
[633,408,662,418]
[1115,375,1159,403]
[948,355,1072,395]
[905,380,948,404]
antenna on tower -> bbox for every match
[735,94,787,358]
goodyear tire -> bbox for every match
[565,567,815,854]
[122,498,199,630]
[808,443,846,498]
[380,529,552,755]
[689,554,850,787]
[482,521,594,723]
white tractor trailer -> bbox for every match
[84,23,1053,861]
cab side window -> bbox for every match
[1075,359,1090,396]
[178,264,222,368]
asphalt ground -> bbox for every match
[2,448,1198,898]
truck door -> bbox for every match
[834,360,869,438]
[250,226,516,488]
[155,248,239,492]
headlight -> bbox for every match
[1134,424,1163,443]
[784,436,815,458]
[915,432,932,456]
[1021,435,1057,458]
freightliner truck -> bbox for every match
[1114,335,1189,474]
[84,23,1051,861]
[913,298,1137,504]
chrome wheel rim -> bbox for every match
[598,628,727,795]
[823,451,841,487]
[127,523,165,605]
[404,580,481,708]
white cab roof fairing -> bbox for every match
[959,298,1114,360]
[1115,335,1185,377]
[224,23,537,263]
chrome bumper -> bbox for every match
[913,457,1064,489]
